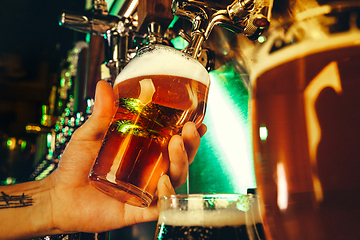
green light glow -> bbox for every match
[258,36,267,43]
[168,16,179,29]
[171,36,189,50]
[60,78,65,87]
[47,133,52,148]
[109,0,126,16]
[119,124,132,133]
[6,138,15,150]
[5,177,16,185]
[105,0,116,10]
[187,62,256,195]
[20,140,27,151]
[259,126,268,140]
[65,108,70,116]
[87,99,92,108]
[47,150,53,159]
[207,70,255,192]
[35,164,56,180]
[42,105,47,114]
[86,33,91,43]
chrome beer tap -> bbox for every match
[59,0,138,84]
[172,0,272,59]
[146,21,177,45]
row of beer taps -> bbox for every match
[60,0,272,84]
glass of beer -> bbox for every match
[251,2,360,239]
[89,44,210,207]
[154,193,266,240]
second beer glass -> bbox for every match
[89,44,210,207]
[251,2,360,239]
[154,194,266,240]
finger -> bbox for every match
[72,80,115,142]
[157,175,175,198]
[197,123,207,138]
[182,122,202,164]
[168,134,188,189]
[56,81,115,185]
[125,175,175,226]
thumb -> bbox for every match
[56,81,115,186]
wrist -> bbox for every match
[29,176,59,237]
[0,176,62,239]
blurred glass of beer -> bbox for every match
[251,2,360,239]
[89,44,210,207]
[154,194,266,240]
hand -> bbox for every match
[47,80,207,234]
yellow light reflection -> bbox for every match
[259,126,268,141]
[26,125,42,132]
[304,61,343,202]
[276,162,288,210]
[123,0,138,18]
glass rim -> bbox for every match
[160,193,251,201]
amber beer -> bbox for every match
[251,8,360,240]
[154,194,266,240]
[89,45,210,207]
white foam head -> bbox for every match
[158,209,247,227]
[158,194,263,227]
[114,45,210,86]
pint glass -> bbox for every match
[89,44,210,207]
[154,194,266,240]
[251,2,360,239]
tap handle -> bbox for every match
[59,11,122,36]
[59,0,123,35]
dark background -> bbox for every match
[0,0,87,181]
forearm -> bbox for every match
[0,177,61,240]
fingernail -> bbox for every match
[193,124,199,137]
[180,137,186,152]
[164,175,173,190]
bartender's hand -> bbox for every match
[0,81,206,240]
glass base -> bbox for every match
[89,175,153,208]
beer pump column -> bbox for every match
[60,0,137,84]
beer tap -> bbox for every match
[172,0,272,59]
[59,0,138,84]
[59,0,120,37]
